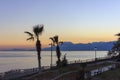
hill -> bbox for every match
[42,41,115,51]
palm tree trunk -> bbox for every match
[37,51,41,71]
[56,45,61,67]
[36,40,41,72]
[56,45,61,61]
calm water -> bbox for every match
[0,51,108,73]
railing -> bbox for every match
[68,56,112,65]
[0,66,55,80]
[1,68,38,80]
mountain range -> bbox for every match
[1,41,115,51]
[42,41,115,51]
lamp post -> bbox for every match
[49,43,53,68]
[49,37,54,68]
[94,47,97,61]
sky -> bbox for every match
[0,0,120,49]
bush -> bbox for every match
[61,54,68,67]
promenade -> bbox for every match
[0,56,118,80]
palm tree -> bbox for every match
[50,35,63,66]
[24,24,44,72]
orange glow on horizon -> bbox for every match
[0,33,118,49]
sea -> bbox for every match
[0,51,108,73]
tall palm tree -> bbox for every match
[24,24,44,72]
[50,35,63,66]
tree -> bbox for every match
[50,35,63,66]
[108,33,120,60]
[24,24,44,72]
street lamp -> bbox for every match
[49,43,53,68]
[49,37,54,68]
[94,47,97,61]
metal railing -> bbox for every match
[0,66,55,80]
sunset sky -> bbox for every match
[0,0,120,50]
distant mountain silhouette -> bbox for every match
[42,41,115,51]
[0,41,115,51]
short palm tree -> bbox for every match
[24,24,44,72]
[50,35,63,66]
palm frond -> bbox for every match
[115,33,120,36]
[33,26,39,36]
[33,24,44,37]
[53,35,58,43]
[24,31,34,41]
[24,31,33,37]
[50,37,55,42]
[38,25,44,35]
[26,37,34,41]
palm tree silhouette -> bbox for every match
[24,24,44,72]
[50,35,63,66]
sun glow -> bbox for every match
[0,0,120,50]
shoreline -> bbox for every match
[0,56,116,80]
